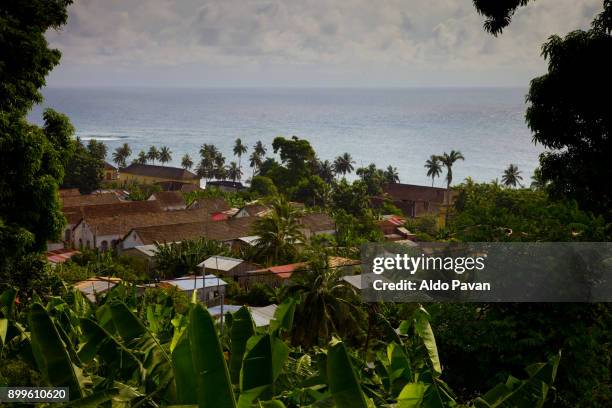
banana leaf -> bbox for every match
[188,303,236,408]
[238,334,289,407]
[413,307,441,374]
[473,352,561,408]
[397,382,426,408]
[230,306,255,384]
[28,303,86,399]
[326,338,369,408]
[172,330,197,405]
[269,298,296,335]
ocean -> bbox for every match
[29,87,543,187]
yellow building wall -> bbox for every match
[119,173,199,185]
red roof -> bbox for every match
[46,248,80,264]
[211,212,229,221]
[252,262,307,279]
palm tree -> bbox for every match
[233,138,247,180]
[213,152,226,180]
[317,160,335,184]
[159,146,172,166]
[288,254,365,348]
[134,150,147,165]
[112,143,132,168]
[333,153,355,177]
[254,140,266,157]
[198,144,218,180]
[181,154,194,170]
[502,164,523,188]
[147,146,160,165]
[383,165,400,183]
[253,196,304,265]
[424,155,443,187]
[249,151,263,178]
[438,150,465,224]
[227,161,242,182]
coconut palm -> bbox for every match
[134,150,147,165]
[425,155,443,187]
[198,144,218,180]
[438,150,465,190]
[254,140,266,157]
[158,146,172,166]
[317,160,335,184]
[253,196,304,265]
[383,166,400,184]
[213,152,226,180]
[227,161,242,182]
[233,138,247,180]
[112,143,131,168]
[502,164,523,188]
[249,150,263,178]
[288,254,365,348]
[147,146,160,164]
[333,153,355,177]
[181,154,193,170]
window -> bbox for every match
[86,240,91,249]
[101,240,108,252]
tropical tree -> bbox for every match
[233,138,247,180]
[383,165,400,184]
[333,152,355,177]
[112,143,131,168]
[159,146,172,166]
[198,144,218,180]
[254,140,267,157]
[502,164,523,188]
[147,145,160,165]
[134,150,147,165]
[86,139,107,160]
[213,152,226,180]
[227,162,242,182]
[438,150,465,223]
[425,155,443,187]
[181,154,193,170]
[253,196,304,265]
[288,255,366,348]
[317,160,335,184]
[249,151,263,178]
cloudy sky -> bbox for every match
[45,0,602,87]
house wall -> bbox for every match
[72,222,120,250]
[121,231,144,250]
[120,173,199,186]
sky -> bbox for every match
[45,0,602,88]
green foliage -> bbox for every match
[126,181,162,201]
[293,175,330,207]
[62,138,104,194]
[250,176,279,198]
[184,187,246,209]
[452,181,611,241]
[153,238,231,279]
[473,0,534,36]
[525,2,612,216]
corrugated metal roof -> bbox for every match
[198,256,244,271]
[162,275,227,290]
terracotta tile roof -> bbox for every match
[63,200,164,225]
[383,183,447,203]
[122,163,198,180]
[59,188,81,197]
[61,192,121,208]
[250,263,307,280]
[129,216,257,245]
[240,204,270,217]
[299,212,335,233]
[188,197,231,213]
[149,191,186,209]
[79,208,217,236]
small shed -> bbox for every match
[161,274,227,305]
[198,255,260,278]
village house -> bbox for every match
[61,200,164,245]
[233,203,271,218]
[120,163,200,186]
[205,180,246,193]
[74,277,122,302]
[372,183,453,219]
[197,255,260,278]
[148,191,187,211]
[160,275,227,306]
[103,162,118,182]
[72,208,216,251]
[119,216,257,250]
[377,215,416,241]
[187,196,232,216]
[298,212,336,238]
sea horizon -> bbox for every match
[29,86,542,187]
